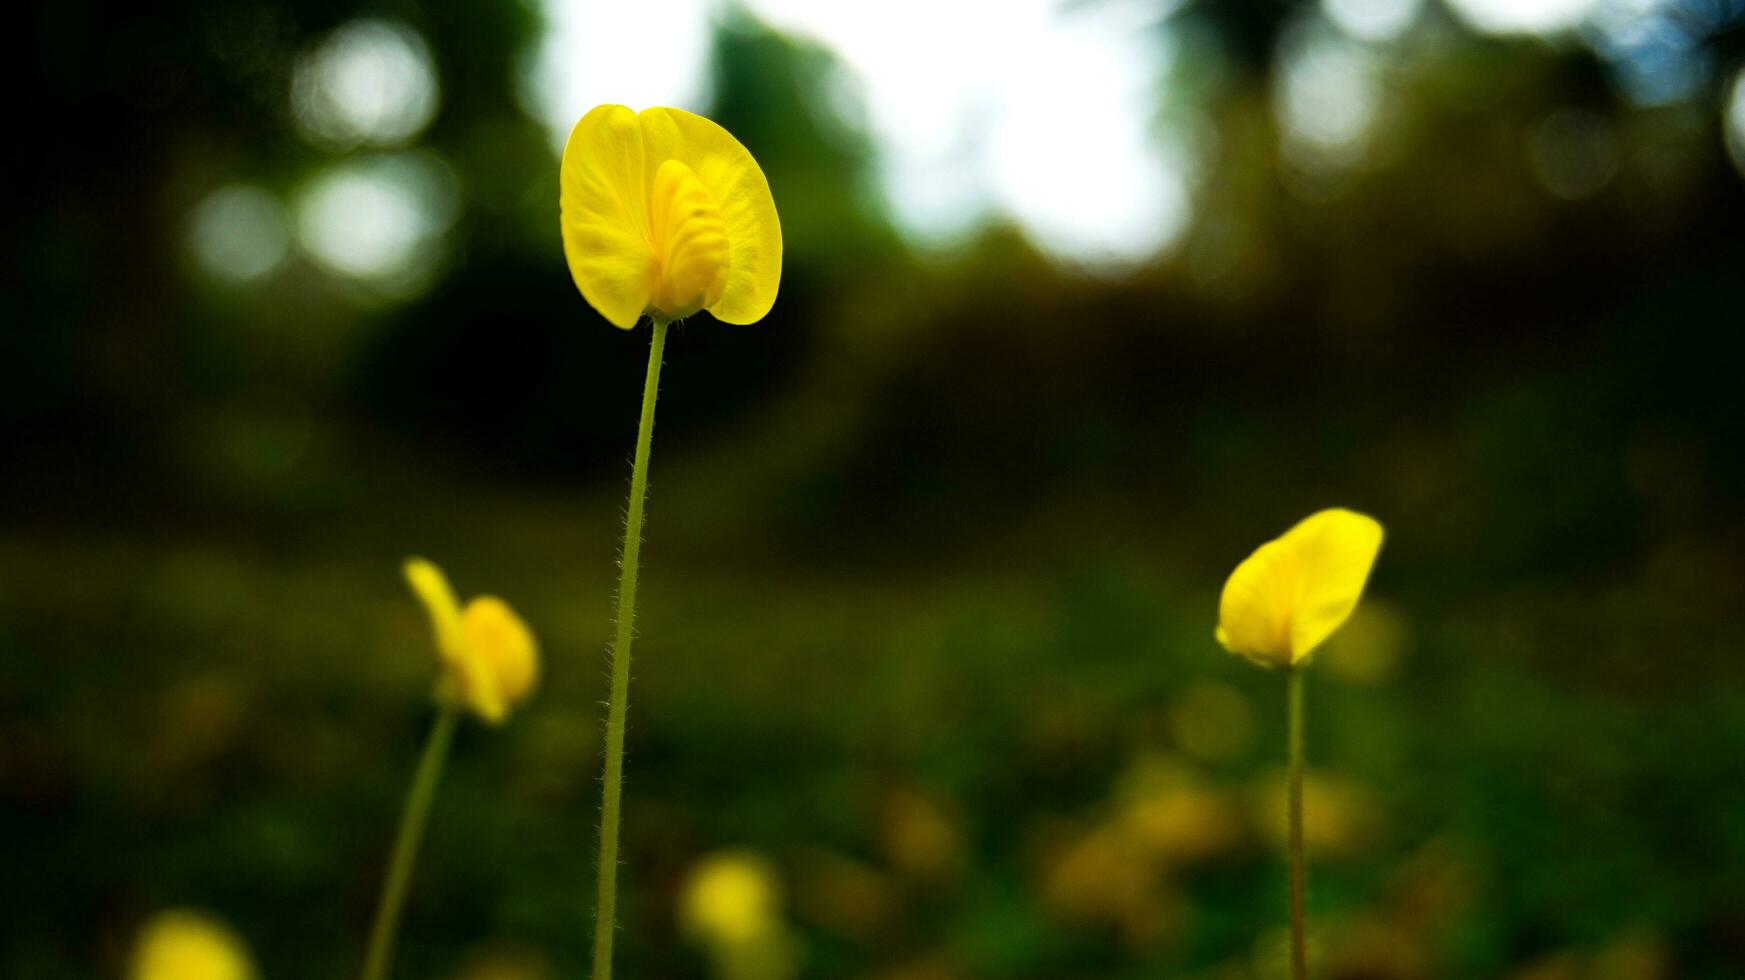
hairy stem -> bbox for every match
[592,317,668,980]
[362,704,459,980]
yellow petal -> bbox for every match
[404,557,501,722]
[405,557,466,664]
[638,107,782,325]
[1216,537,1300,667]
[1216,509,1384,667]
[461,596,540,719]
[561,104,657,329]
[1279,509,1385,660]
[648,158,732,319]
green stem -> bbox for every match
[1287,668,1308,980]
[361,704,460,980]
[592,317,668,980]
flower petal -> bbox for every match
[462,596,540,718]
[561,104,657,329]
[1280,509,1385,661]
[404,557,466,665]
[405,557,501,722]
[638,107,782,325]
[1216,508,1385,666]
[648,158,731,319]
[1216,537,1299,667]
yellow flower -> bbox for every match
[1215,508,1385,668]
[560,105,782,328]
[681,850,784,947]
[680,850,800,980]
[404,557,540,723]
[130,910,255,980]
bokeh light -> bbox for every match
[292,19,440,150]
[1726,65,1745,176]
[1274,16,1382,178]
[1590,2,1714,106]
[526,0,1194,267]
[1321,0,1423,43]
[187,185,291,285]
[518,0,712,151]
[294,152,458,295]
[749,0,1192,265]
[1443,0,1598,35]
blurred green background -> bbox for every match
[8,0,1745,977]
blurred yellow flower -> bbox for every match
[882,789,965,885]
[1320,600,1411,685]
[680,850,800,980]
[681,850,784,947]
[405,557,540,724]
[1253,770,1386,857]
[1112,755,1244,862]
[560,105,781,328]
[792,850,895,941]
[130,910,255,980]
[1041,821,1189,950]
[1216,508,1385,668]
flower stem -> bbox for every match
[592,317,669,980]
[1287,667,1308,980]
[361,704,459,980]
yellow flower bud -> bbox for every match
[130,910,255,980]
[1215,508,1385,668]
[560,105,781,328]
[404,557,540,723]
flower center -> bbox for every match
[648,158,730,320]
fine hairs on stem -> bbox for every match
[1287,668,1308,980]
[592,318,669,980]
[361,704,460,980]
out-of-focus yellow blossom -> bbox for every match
[560,105,781,328]
[1216,508,1385,668]
[793,850,896,941]
[1325,914,1430,980]
[1113,755,1245,863]
[130,910,255,980]
[1321,600,1412,684]
[680,850,799,980]
[405,557,540,724]
[1510,932,1672,980]
[1388,837,1481,937]
[1042,816,1192,951]
[882,789,965,885]
[1591,931,1671,980]
[1254,770,1386,857]
[681,850,785,947]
